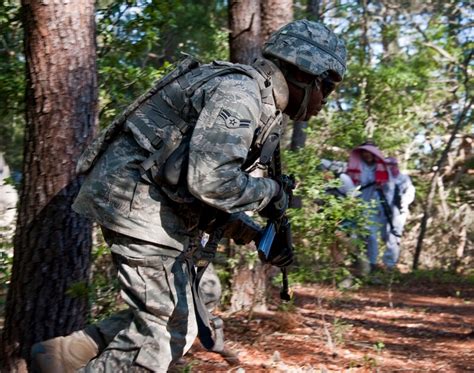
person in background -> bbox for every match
[346,142,390,273]
[382,157,416,269]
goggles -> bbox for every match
[317,71,338,98]
[287,71,338,120]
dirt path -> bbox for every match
[180,277,474,372]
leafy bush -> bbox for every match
[283,146,370,284]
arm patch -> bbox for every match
[219,109,252,129]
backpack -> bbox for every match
[76,54,200,175]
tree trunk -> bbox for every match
[413,2,472,270]
[358,0,375,138]
[380,2,400,61]
[290,0,315,151]
[1,1,97,370]
[228,0,265,312]
[307,0,320,20]
[290,121,308,151]
[229,0,261,64]
[260,0,293,44]
[413,97,472,269]
[289,0,314,207]
[228,0,294,313]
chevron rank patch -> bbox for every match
[218,109,252,129]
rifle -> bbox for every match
[376,187,400,238]
[258,142,295,301]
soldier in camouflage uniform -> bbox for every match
[32,19,346,372]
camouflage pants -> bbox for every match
[80,235,198,373]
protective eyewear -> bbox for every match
[317,72,337,98]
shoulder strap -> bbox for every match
[180,62,258,95]
[176,60,273,104]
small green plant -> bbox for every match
[175,359,199,373]
[348,360,360,368]
[0,248,14,307]
[0,249,13,280]
[362,354,378,369]
[226,256,239,270]
[2,176,17,187]
[332,317,353,346]
[373,341,385,354]
[277,298,296,313]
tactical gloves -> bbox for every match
[259,185,289,220]
[260,174,296,221]
[258,174,296,267]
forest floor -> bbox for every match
[179,271,474,372]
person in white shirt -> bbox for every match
[346,143,390,272]
[382,157,416,268]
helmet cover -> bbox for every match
[263,19,347,80]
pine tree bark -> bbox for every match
[228,0,294,312]
[260,0,293,44]
[228,0,265,312]
[290,0,316,151]
[229,0,261,64]
[1,1,97,370]
[307,0,320,19]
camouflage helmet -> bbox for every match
[262,19,347,81]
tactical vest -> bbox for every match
[77,55,283,194]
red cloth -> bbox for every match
[346,144,389,185]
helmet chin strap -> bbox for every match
[286,77,318,121]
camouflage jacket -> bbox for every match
[73,58,289,250]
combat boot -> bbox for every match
[31,329,99,373]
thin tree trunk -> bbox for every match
[1,1,97,370]
[358,0,375,138]
[454,204,468,271]
[380,2,400,60]
[290,0,315,151]
[307,0,320,20]
[290,121,308,151]
[436,176,449,219]
[228,0,265,312]
[413,97,472,269]
[228,0,294,312]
